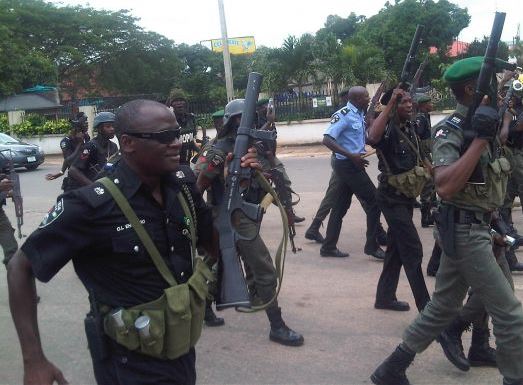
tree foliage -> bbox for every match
[0,0,474,106]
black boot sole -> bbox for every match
[469,359,497,367]
[438,336,470,371]
[370,373,410,385]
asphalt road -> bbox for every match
[0,154,522,385]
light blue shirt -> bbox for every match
[324,102,366,160]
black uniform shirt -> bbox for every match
[414,113,432,141]
[178,113,199,165]
[374,121,419,175]
[22,160,213,308]
[71,137,119,183]
[59,136,76,159]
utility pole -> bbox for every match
[217,0,234,101]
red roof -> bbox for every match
[429,40,469,57]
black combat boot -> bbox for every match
[305,218,325,243]
[468,326,496,367]
[437,317,470,371]
[506,248,523,272]
[421,204,434,228]
[266,306,304,346]
[371,343,415,385]
[204,301,225,327]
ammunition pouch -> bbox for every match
[386,166,430,198]
[97,177,211,360]
[103,258,212,360]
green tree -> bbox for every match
[276,34,316,95]
[357,0,470,79]
[319,13,366,42]
[465,37,510,60]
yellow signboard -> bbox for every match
[209,36,256,55]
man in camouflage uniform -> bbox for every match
[371,56,523,385]
[195,98,304,347]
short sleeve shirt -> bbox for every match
[324,102,366,160]
[22,161,213,308]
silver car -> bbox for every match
[0,133,45,171]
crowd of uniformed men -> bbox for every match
[1,31,523,385]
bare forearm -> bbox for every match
[434,138,488,200]
[322,135,354,159]
[367,102,394,145]
[7,250,44,363]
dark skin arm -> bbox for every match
[434,138,488,201]
[367,88,404,146]
[322,135,368,170]
[8,250,68,385]
[67,166,93,187]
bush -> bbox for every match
[10,117,70,137]
[0,114,8,132]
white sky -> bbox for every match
[51,0,520,47]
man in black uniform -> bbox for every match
[367,88,431,312]
[7,99,260,385]
[68,112,119,191]
[45,116,89,187]
[167,89,200,166]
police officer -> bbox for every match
[367,88,431,312]
[305,88,388,245]
[167,89,200,166]
[320,86,385,259]
[371,57,523,385]
[68,112,118,191]
[45,116,89,186]
[414,94,437,227]
[211,109,225,137]
[195,99,304,347]
[7,99,261,385]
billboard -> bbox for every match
[208,36,256,55]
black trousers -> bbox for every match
[375,196,430,311]
[91,340,196,385]
[321,158,380,253]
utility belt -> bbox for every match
[90,177,212,361]
[453,208,491,225]
[435,204,491,257]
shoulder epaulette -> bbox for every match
[74,181,113,208]
[445,113,466,131]
[173,165,196,184]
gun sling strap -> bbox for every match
[98,177,197,287]
[236,170,288,313]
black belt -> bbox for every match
[454,209,491,225]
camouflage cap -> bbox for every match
[443,56,513,84]
[212,109,224,118]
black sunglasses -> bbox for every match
[125,128,181,144]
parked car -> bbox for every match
[0,133,45,171]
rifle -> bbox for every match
[266,169,300,253]
[0,150,23,238]
[411,54,429,95]
[462,12,516,182]
[215,72,277,310]
[366,81,386,127]
[385,24,424,138]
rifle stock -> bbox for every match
[215,72,277,310]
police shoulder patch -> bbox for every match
[39,198,65,228]
[434,127,449,140]
[330,114,340,124]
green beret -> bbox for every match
[212,109,224,118]
[256,98,270,106]
[443,56,512,84]
[414,94,431,104]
